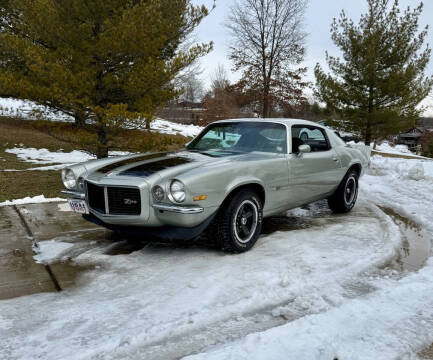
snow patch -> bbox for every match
[4,147,132,169]
[375,141,414,155]
[6,147,93,164]
[0,98,73,122]
[369,155,433,181]
[0,195,66,207]
[151,118,203,137]
[33,240,75,264]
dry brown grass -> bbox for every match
[0,117,188,202]
[419,344,433,359]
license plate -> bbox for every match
[68,199,89,214]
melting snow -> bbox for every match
[185,156,433,360]
[5,147,95,165]
[0,195,66,207]
[151,118,203,137]
[33,240,75,264]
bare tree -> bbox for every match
[227,0,308,118]
[210,63,231,92]
[179,73,205,103]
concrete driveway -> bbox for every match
[0,202,104,299]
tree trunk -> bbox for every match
[364,120,372,145]
[96,124,108,159]
[73,109,86,127]
[146,116,151,130]
[365,85,374,145]
[262,84,270,118]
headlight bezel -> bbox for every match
[168,179,186,203]
[61,168,77,190]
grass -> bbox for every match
[0,117,188,202]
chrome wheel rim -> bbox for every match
[344,176,357,206]
[233,200,258,244]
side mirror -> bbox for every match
[298,144,311,154]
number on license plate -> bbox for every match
[68,199,89,214]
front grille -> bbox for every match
[107,187,141,215]
[87,182,106,214]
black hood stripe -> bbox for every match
[119,157,195,177]
[97,152,171,174]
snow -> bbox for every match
[3,147,131,170]
[33,240,75,264]
[0,98,73,122]
[185,265,433,360]
[5,147,94,165]
[185,156,433,360]
[369,154,433,181]
[374,141,415,155]
[0,200,402,360]
[151,118,203,137]
[0,195,66,207]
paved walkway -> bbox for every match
[0,202,101,300]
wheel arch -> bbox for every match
[221,182,266,210]
[348,162,362,178]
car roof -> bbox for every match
[213,118,324,128]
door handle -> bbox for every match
[332,157,339,162]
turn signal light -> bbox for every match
[193,195,207,201]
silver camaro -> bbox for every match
[61,119,370,252]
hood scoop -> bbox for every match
[119,157,194,177]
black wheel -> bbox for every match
[210,189,263,253]
[328,170,359,214]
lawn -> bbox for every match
[0,117,188,202]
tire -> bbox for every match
[328,169,359,214]
[210,189,263,253]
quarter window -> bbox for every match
[291,125,331,153]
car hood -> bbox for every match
[85,150,280,182]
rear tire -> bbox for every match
[328,170,359,214]
[209,189,263,253]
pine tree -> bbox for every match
[0,0,212,157]
[315,0,433,144]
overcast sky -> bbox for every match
[193,0,433,116]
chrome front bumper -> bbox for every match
[61,190,85,199]
[152,203,204,214]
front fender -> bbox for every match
[223,177,265,200]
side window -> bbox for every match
[292,125,331,153]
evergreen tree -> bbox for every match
[0,0,212,157]
[315,0,433,144]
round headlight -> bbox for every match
[62,169,76,189]
[169,180,186,203]
[152,185,165,202]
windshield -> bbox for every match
[187,122,287,156]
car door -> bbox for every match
[287,125,342,207]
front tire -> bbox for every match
[328,170,359,214]
[211,189,263,253]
